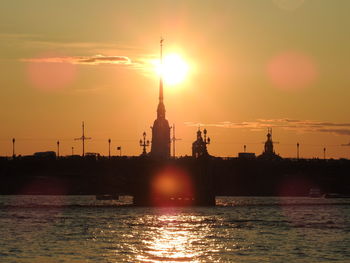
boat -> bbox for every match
[95,194,119,200]
[323,193,350,198]
[309,188,322,197]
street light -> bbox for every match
[203,129,210,145]
[117,146,122,157]
[57,140,60,158]
[140,132,150,156]
[108,138,111,159]
[12,138,15,158]
[297,142,300,159]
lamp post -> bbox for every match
[323,147,326,160]
[71,147,74,156]
[12,138,15,158]
[297,142,300,160]
[57,140,60,158]
[117,146,122,157]
[203,129,210,146]
[139,132,150,156]
[108,138,111,159]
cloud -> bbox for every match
[2,34,151,71]
[0,33,143,53]
[22,55,132,65]
[316,129,350,136]
[342,142,350,146]
[185,119,350,136]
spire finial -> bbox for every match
[160,37,164,63]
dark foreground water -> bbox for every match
[0,196,349,262]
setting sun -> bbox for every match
[155,53,189,85]
[1,1,350,262]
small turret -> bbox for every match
[258,128,282,160]
[192,128,210,158]
[264,128,274,155]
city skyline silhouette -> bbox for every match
[1,1,350,159]
[1,2,350,262]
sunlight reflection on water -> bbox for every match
[0,196,349,262]
[136,213,208,262]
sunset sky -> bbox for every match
[0,0,350,158]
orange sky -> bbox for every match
[0,0,350,159]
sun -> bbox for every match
[155,53,189,86]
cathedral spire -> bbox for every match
[151,38,171,158]
[159,37,164,102]
[157,38,165,119]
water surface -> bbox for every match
[1,196,349,262]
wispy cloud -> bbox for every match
[0,33,143,52]
[185,119,350,136]
[316,129,350,136]
[22,55,132,65]
[1,34,155,73]
[341,142,350,146]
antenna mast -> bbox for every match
[171,124,181,158]
[74,121,92,157]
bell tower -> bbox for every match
[150,39,171,158]
[264,128,274,155]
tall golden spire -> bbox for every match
[151,37,171,158]
[157,38,165,119]
[159,37,164,102]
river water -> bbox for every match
[0,196,349,262]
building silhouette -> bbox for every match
[150,39,171,159]
[192,128,210,158]
[238,144,256,159]
[258,128,281,160]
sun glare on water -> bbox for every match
[155,53,189,86]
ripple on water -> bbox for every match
[0,196,349,262]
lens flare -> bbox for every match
[151,166,194,206]
[26,53,76,91]
[267,51,318,91]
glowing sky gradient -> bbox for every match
[0,0,350,158]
